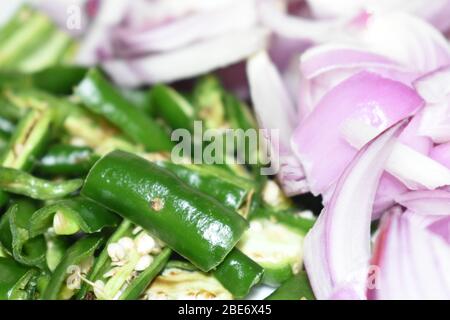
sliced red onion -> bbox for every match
[362,13,450,74]
[371,211,450,299]
[112,0,257,55]
[428,216,450,244]
[304,120,406,299]
[307,0,450,32]
[258,0,351,44]
[342,118,450,190]
[104,27,268,85]
[247,51,307,196]
[414,67,450,143]
[395,190,450,216]
[298,44,415,120]
[431,142,450,168]
[292,71,422,195]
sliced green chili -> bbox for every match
[120,248,171,300]
[0,167,83,200]
[82,150,248,272]
[155,160,255,211]
[151,84,195,131]
[213,249,264,299]
[75,69,172,151]
[36,144,99,177]
[42,234,103,300]
[0,257,38,300]
[193,75,226,129]
[0,200,47,268]
[265,272,315,300]
[31,65,87,95]
[29,196,120,237]
[0,10,54,68]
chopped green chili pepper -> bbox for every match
[29,196,120,237]
[36,144,99,177]
[75,69,173,151]
[151,84,195,131]
[0,6,34,44]
[120,88,155,116]
[42,234,103,300]
[0,9,54,68]
[0,257,38,300]
[154,160,255,211]
[16,29,73,73]
[193,75,226,130]
[31,65,87,95]
[0,108,52,170]
[144,266,232,300]
[63,105,140,155]
[82,150,248,272]
[0,200,47,268]
[265,272,315,300]
[0,167,83,201]
[213,249,264,299]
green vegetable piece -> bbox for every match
[0,108,52,170]
[151,84,195,131]
[75,69,172,151]
[237,217,305,286]
[265,272,315,300]
[36,144,99,177]
[0,9,54,68]
[0,257,38,300]
[32,65,87,95]
[0,167,83,200]
[144,267,232,300]
[29,196,120,237]
[155,160,254,211]
[213,249,264,299]
[0,200,47,268]
[120,248,171,300]
[193,75,226,129]
[82,150,248,272]
[42,234,103,300]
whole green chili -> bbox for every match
[82,150,248,272]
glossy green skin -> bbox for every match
[0,200,47,268]
[32,66,87,95]
[265,272,315,300]
[82,150,248,272]
[37,144,99,176]
[151,84,195,131]
[42,234,103,300]
[0,257,37,300]
[156,161,254,210]
[0,167,83,201]
[75,69,172,151]
[29,196,120,237]
[262,264,295,287]
[120,248,172,300]
[213,249,264,299]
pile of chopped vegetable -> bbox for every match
[0,1,449,300]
